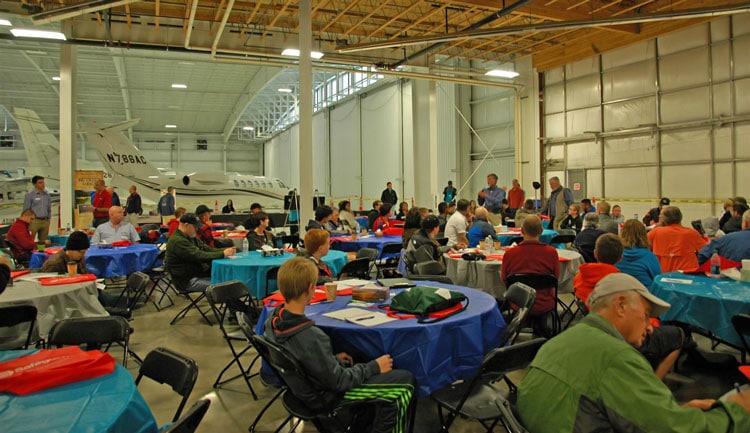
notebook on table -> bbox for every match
[377,278,416,289]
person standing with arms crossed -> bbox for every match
[23,176,51,244]
[124,185,142,227]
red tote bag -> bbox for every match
[0,346,115,395]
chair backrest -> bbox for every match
[48,316,130,349]
[413,244,435,264]
[338,257,371,280]
[264,266,282,298]
[435,237,449,246]
[550,234,576,244]
[206,280,250,306]
[556,228,577,237]
[732,314,750,357]
[136,347,199,422]
[251,335,338,411]
[236,311,256,341]
[0,305,38,349]
[509,236,524,245]
[356,247,379,262]
[480,338,546,387]
[161,398,211,433]
[414,260,445,276]
[127,271,151,292]
[500,283,537,345]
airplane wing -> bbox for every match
[13,108,59,170]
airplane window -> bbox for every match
[253,181,260,188]
[277,180,287,189]
[234,180,239,188]
[241,180,246,187]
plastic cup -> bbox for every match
[325,283,338,301]
[67,261,77,276]
[37,244,45,252]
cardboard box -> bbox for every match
[352,284,390,303]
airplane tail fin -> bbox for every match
[13,108,61,171]
[83,119,162,179]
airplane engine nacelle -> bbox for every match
[182,175,191,186]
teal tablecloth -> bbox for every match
[211,250,348,298]
[650,272,750,348]
[0,350,158,433]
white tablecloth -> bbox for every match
[0,278,108,339]
[444,248,583,298]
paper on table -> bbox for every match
[336,279,372,287]
[661,277,693,284]
[16,273,61,282]
[322,308,397,327]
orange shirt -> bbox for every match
[573,263,620,305]
[647,224,706,273]
[507,187,525,209]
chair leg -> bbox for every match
[249,387,284,432]
[170,292,212,326]
[213,345,259,399]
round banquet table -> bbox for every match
[496,229,558,246]
[0,350,157,433]
[0,278,108,339]
[256,283,505,397]
[443,248,583,298]
[211,250,348,298]
[650,272,750,348]
[29,244,160,278]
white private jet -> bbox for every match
[83,118,287,212]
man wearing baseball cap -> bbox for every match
[165,213,235,292]
[643,197,670,226]
[518,273,750,432]
[194,204,216,247]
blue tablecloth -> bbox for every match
[331,235,402,255]
[651,272,750,348]
[257,283,505,396]
[29,244,160,278]
[0,350,158,433]
[211,250,348,298]
[496,229,558,246]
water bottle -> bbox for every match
[66,222,71,234]
[485,235,493,253]
[241,238,249,253]
[710,250,721,277]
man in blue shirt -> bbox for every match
[477,173,506,226]
[158,187,176,224]
[698,210,750,264]
[467,207,496,248]
[91,206,140,244]
[23,175,51,244]
[443,180,457,203]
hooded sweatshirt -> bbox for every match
[573,263,620,305]
[615,247,662,288]
[263,305,380,410]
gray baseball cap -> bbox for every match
[588,273,670,317]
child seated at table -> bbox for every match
[41,231,89,275]
[263,257,415,433]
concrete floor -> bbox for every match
[120,291,743,433]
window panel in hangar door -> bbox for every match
[568,169,586,202]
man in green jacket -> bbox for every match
[165,213,235,290]
[518,273,750,432]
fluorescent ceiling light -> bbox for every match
[148,175,159,179]
[171,83,187,89]
[485,69,520,78]
[52,76,61,81]
[281,48,324,59]
[0,19,12,26]
[25,50,47,55]
[10,28,66,40]
[243,126,254,131]
[165,124,177,128]
[277,88,293,93]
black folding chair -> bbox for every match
[205,281,260,399]
[337,257,371,280]
[500,282,537,346]
[410,275,454,284]
[431,338,546,433]
[0,305,39,349]
[161,398,211,433]
[136,346,199,422]
[413,260,446,276]
[506,273,561,337]
[549,234,576,244]
[144,249,176,311]
[250,335,383,433]
[508,236,524,245]
[356,247,379,277]
[111,271,151,311]
[376,242,403,277]
[732,314,750,364]
[47,316,138,367]
[263,266,281,300]
[168,270,213,326]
